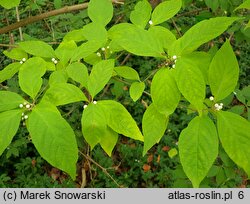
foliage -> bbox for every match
[0,0,250,187]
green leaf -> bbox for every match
[151,0,182,25]
[179,115,219,187]
[88,59,114,98]
[169,17,239,55]
[0,63,21,83]
[99,100,144,141]
[27,102,78,179]
[148,26,176,51]
[204,0,219,12]
[151,68,180,115]
[3,48,28,61]
[100,127,118,157]
[114,66,140,81]
[235,0,250,10]
[19,41,55,58]
[66,62,88,87]
[209,40,239,101]
[43,83,87,106]
[0,109,22,156]
[108,23,164,57]
[217,111,250,176]
[81,103,107,149]
[129,82,145,102]
[71,40,101,62]
[63,29,86,42]
[55,40,77,65]
[18,57,47,99]
[0,91,24,112]
[49,70,68,85]
[130,0,152,29]
[82,22,107,45]
[0,0,20,9]
[142,104,168,155]
[88,0,113,26]
[176,60,206,111]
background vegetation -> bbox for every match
[0,0,250,187]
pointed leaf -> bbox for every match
[43,83,87,106]
[151,68,181,115]
[19,41,55,58]
[217,111,250,176]
[81,103,107,149]
[143,104,168,155]
[176,60,205,111]
[235,0,250,10]
[99,100,144,141]
[129,82,145,102]
[55,40,77,65]
[169,17,239,55]
[3,48,28,61]
[151,0,182,25]
[179,115,219,187]
[114,66,140,81]
[0,109,22,156]
[18,57,47,99]
[88,0,113,26]
[100,127,118,157]
[66,62,88,87]
[209,40,239,101]
[130,0,152,29]
[27,103,78,179]
[88,59,114,98]
[0,91,25,112]
[0,62,21,83]
[82,22,107,45]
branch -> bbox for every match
[0,0,125,35]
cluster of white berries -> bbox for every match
[149,20,153,25]
[21,113,29,126]
[96,46,112,57]
[20,58,26,64]
[172,55,177,68]
[19,102,32,110]
[83,101,97,109]
[214,103,223,111]
[51,58,58,64]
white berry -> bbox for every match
[54,60,58,64]
[220,103,223,107]
[51,58,56,62]
[24,115,28,120]
[96,52,101,57]
[22,58,26,62]
[23,122,26,126]
[19,104,24,108]
[84,105,88,109]
[93,101,97,104]
[149,20,153,25]
[20,61,23,64]
[101,47,105,51]
[172,64,176,68]
[209,96,214,101]
[22,113,25,116]
[107,46,110,49]
[172,55,177,60]
[26,104,31,109]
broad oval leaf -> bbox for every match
[3,48,28,61]
[88,0,113,26]
[63,29,86,42]
[179,115,219,187]
[49,70,68,85]
[169,17,239,56]
[151,68,181,115]
[82,22,107,45]
[81,103,107,149]
[217,111,250,176]
[66,62,89,87]
[55,40,77,65]
[209,40,239,101]
[18,57,47,99]
[114,66,140,81]
[130,0,152,29]
[142,103,168,155]
[27,103,78,179]
[0,109,22,156]
[129,82,145,102]
[176,60,206,111]
[0,62,21,83]
[19,41,55,58]
[0,91,24,112]
[108,23,164,57]
[151,0,182,25]
[99,100,144,141]
[43,83,87,106]
[88,59,114,98]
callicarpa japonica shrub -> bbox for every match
[0,0,250,187]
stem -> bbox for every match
[0,0,125,35]
[15,6,23,41]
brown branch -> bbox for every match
[0,0,125,35]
